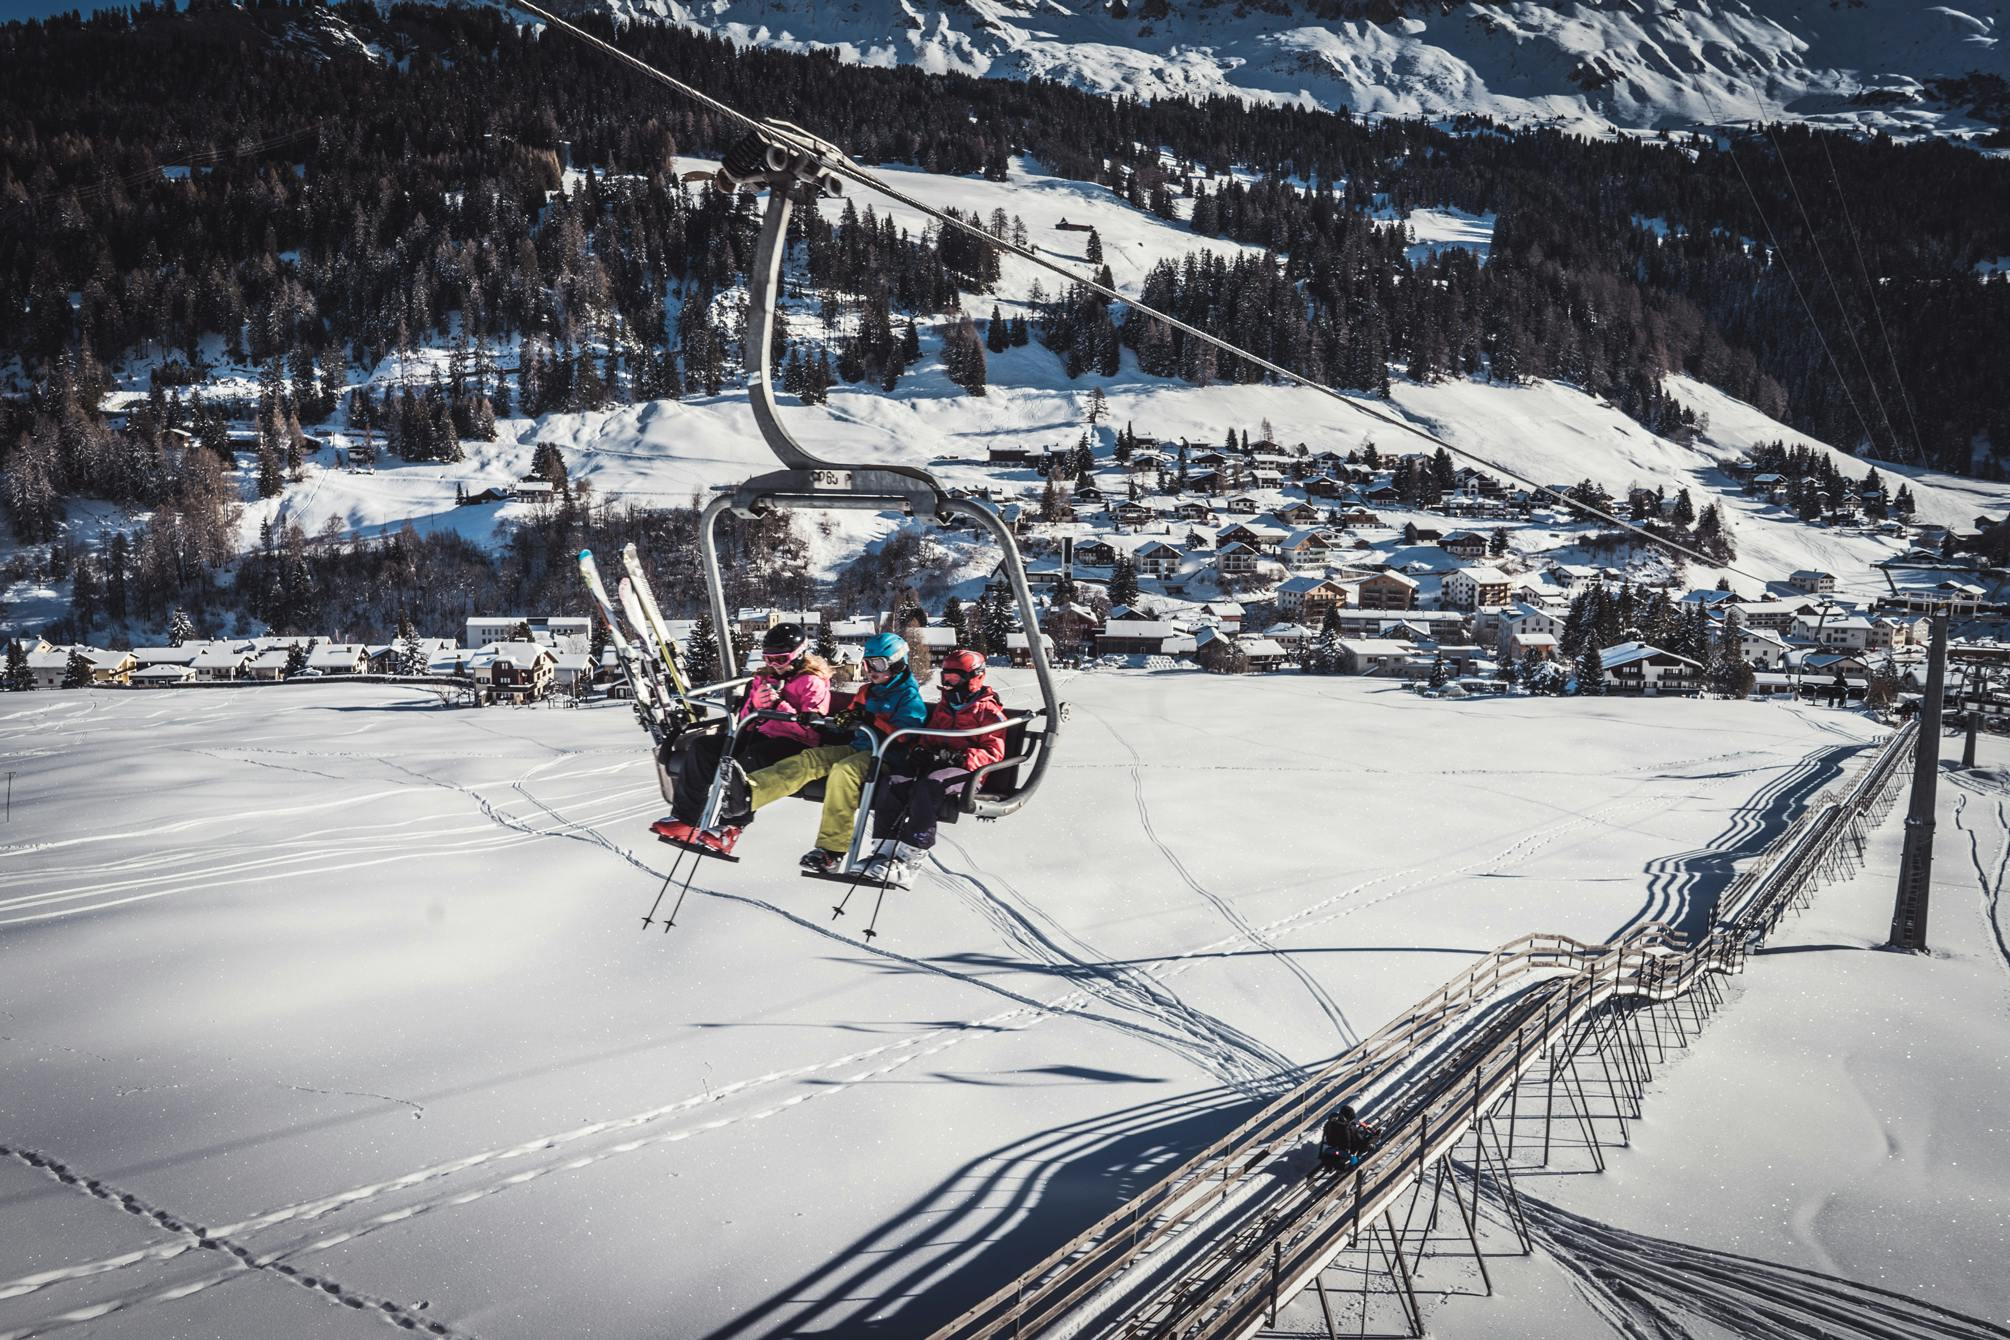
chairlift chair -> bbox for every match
[664,120,1064,873]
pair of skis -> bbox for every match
[577,542,698,742]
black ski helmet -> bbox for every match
[762,622,810,667]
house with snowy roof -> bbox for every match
[1439,530,1490,559]
[27,645,137,689]
[1214,542,1261,578]
[1442,566,1512,611]
[1134,541,1184,581]
[1598,642,1701,696]
[132,663,198,687]
[1097,620,1182,657]
[1354,569,1420,610]
[1336,638,1416,676]
[1276,529,1338,572]
[306,644,370,676]
[1274,575,1351,624]
[466,642,557,701]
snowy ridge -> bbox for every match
[577,0,2010,140]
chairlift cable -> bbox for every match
[502,0,1886,602]
[1761,123,1908,462]
[1816,134,1930,466]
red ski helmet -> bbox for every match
[938,647,986,693]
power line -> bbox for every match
[494,0,1868,599]
[1762,122,1907,462]
[1817,133,1929,465]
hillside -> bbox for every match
[603,0,2010,140]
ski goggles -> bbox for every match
[938,667,971,684]
[762,649,801,669]
[863,654,898,674]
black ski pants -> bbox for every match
[670,727,805,826]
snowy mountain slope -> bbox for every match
[171,152,2010,618]
[590,0,2010,139]
[0,672,1915,1338]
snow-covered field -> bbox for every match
[0,672,1917,1338]
[1431,737,2010,1340]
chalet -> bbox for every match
[1439,530,1490,559]
[1184,469,1220,495]
[552,652,595,693]
[1172,500,1214,523]
[1598,642,1701,696]
[1788,570,1837,595]
[305,644,370,676]
[1273,501,1322,526]
[1004,630,1059,667]
[1113,501,1157,529]
[1303,474,1349,500]
[1333,609,1468,639]
[1224,495,1264,515]
[132,664,198,687]
[1039,606,1101,658]
[734,609,823,638]
[1135,541,1184,581]
[1277,529,1338,572]
[1337,638,1416,676]
[27,645,137,689]
[512,479,555,504]
[1442,566,1512,611]
[1198,601,1245,632]
[1214,542,1261,578]
[1098,620,1182,656]
[1737,627,1794,669]
[1274,576,1351,624]
[1335,507,1384,529]
[1074,539,1120,568]
[1250,468,1285,489]
[468,641,557,701]
[987,444,1033,465]
[1355,569,1420,611]
[1055,217,1093,232]
[189,642,253,681]
[1262,623,1315,653]
[130,645,201,669]
[1509,631,1559,662]
[1217,521,1287,553]
[1360,483,1403,505]
[1736,598,1823,633]
[1237,637,1290,672]
[1544,563,1604,596]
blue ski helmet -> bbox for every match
[861,632,909,672]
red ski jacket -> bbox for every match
[912,686,1008,772]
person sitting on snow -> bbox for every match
[695,631,926,872]
[859,647,1008,888]
[650,622,830,846]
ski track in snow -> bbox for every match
[0,695,1896,1337]
[0,1145,471,1340]
[1948,781,2010,986]
[1090,703,1361,1050]
[1491,1185,2010,1340]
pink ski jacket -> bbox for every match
[740,667,831,747]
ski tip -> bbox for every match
[578,548,594,561]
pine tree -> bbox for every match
[943,595,967,646]
[62,649,93,689]
[1428,654,1449,690]
[1108,556,1141,608]
[981,590,1017,653]
[686,614,718,685]
[169,608,196,647]
[986,304,1009,354]
[4,641,31,692]
[284,644,307,678]
[1575,644,1605,696]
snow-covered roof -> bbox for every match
[132,664,197,680]
[1277,574,1345,594]
[1338,638,1414,656]
[131,646,201,666]
[189,645,252,670]
[306,644,368,670]
[1599,641,1699,671]
[1361,569,1421,588]
[1452,565,1511,585]
[1102,620,1178,639]
[1237,638,1287,658]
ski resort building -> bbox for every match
[466,642,556,702]
[1443,566,1512,610]
[1354,570,1420,610]
[465,616,591,646]
[1598,642,1702,695]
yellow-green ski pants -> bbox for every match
[747,744,872,853]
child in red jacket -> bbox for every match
[862,647,1006,887]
